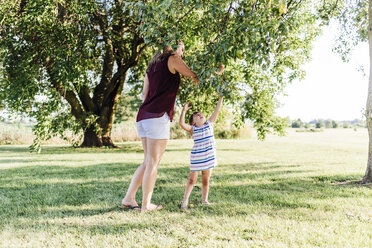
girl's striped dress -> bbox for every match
[190,121,217,171]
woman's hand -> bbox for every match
[192,75,200,86]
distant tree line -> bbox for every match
[290,118,366,129]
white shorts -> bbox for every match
[136,113,170,140]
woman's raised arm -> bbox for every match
[168,55,200,85]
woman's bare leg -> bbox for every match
[180,171,198,209]
[122,138,147,206]
[141,138,168,211]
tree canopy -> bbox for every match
[0,0,329,149]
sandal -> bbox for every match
[119,204,141,211]
[180,204,188,211]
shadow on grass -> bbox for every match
[0,162,139,183]
[0,146,32,154]
[0,159,38,165]
[1,158,368,228]
[0,143,248,156]
[0,143,144,155]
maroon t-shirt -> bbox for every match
[136,54,181,122]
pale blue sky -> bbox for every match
[276,23,369,122]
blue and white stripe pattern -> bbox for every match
[190,121,217,171]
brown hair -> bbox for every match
[147,45,174,72]
[147,40,184,72]
[189,112,199,125]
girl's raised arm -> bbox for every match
[179,102,193,133]
[209,96,223,124]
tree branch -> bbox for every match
[77,85,96,113]
[207,2,234,53]
[44,57,86,119]
[176,6,196,26]
[103,36,145,106]
[92,9,114,109]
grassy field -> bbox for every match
[0,129,371,247]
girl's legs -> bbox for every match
[201,169,212,204]
[141,138,168,211]
[181,171,198,209]
[122,138,148,206]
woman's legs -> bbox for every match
[201,169,212,204]
[122,138,148,206]
[181,171,198,209]
[141,138,168,211]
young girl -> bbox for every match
[179,96,223,210]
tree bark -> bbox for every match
[81,127,103,147]
[362,0,372,184]
[81,130,117,147]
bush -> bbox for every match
[0,122,35,145]
[343,123,351,128]
[315,120,324,128]
[295,128,323,133]
[324,119,333,128]
[111,121,140,142]
[291,119,303,128]
[332,120,338,128]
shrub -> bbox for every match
[315,120,324,128]
[291,119,303,128]
[332,120,338,128]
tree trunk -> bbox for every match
[362,0,372,184]
[81,127,117,148]
[80,76,126,148]
[81,127,103,147]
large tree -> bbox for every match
[327,0,371,183]
[366,0,372,183]
[0,0,324,149]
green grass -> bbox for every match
[0,129,371,247]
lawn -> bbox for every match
[0,129,371,247]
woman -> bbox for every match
[121,40,200,212]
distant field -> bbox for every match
[0,129,371,247]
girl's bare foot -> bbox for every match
[202,201,213,206]
[142,203,163,212]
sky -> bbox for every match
[276,23,369,122]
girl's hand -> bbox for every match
[183,101,192,111]
[216,86,224,97]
